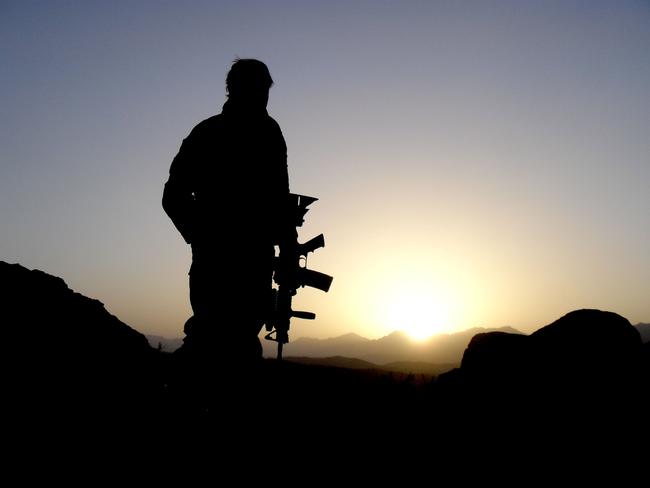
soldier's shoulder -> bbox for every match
[190,114,224,135]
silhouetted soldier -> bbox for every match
[163,59,292,383]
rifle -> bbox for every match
[264,193,333,360]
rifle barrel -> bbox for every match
[292,310,316,320]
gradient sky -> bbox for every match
[2,1,649,340]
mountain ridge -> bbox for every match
[150,323,649,363]
[269,326,523,364]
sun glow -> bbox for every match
[362,259,468,341]
[385,289,451,340]
[383,286,451,341]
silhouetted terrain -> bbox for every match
[439,310,647,412]
[2,261,162,435]
[284,356,455,378]
[381,360,457,376]
[4,261,648,444]
[284,355,379,370]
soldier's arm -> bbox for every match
[162,130,198,244]
[270,119,292,232]
[271,121,299,283]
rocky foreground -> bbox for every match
[2,261,648,445]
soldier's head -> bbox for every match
[226,58,274,108]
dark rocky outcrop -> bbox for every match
[1,261,160,420]
[440,309,646,409]
[530,309,642,379]
[461,331,530,373]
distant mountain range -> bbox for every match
[267,327,522,365]
[149,328,520,365]
[149,322,650,365]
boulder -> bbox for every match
[530,309,641,374]
[447,309,645,406]
[1,261,159,419]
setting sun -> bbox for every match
[386,289,451,340]
[368,264,459,340]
